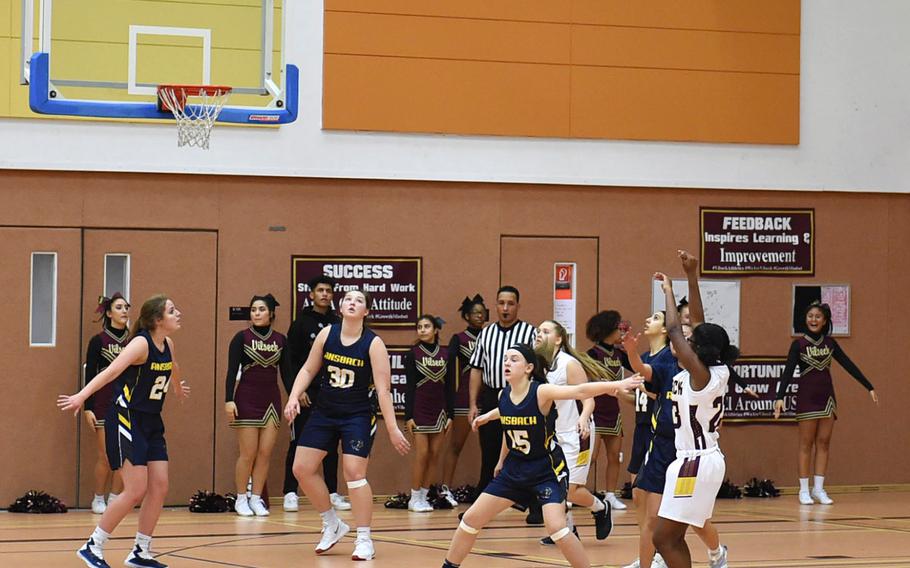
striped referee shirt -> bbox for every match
[468,320,537,389]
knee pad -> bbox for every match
[458,520,479,535]
[346,478,368,489]
[550,527,571,542]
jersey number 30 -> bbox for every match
[327,365,355,389]
[149,376,170,400]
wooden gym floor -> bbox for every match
[2,491,909,567]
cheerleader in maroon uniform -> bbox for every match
[225,294,289,517]
[585,310,631,511]
[84,293,130,514]
[774,301,878,505]
[440,295,487,506]
[405,315,455,512]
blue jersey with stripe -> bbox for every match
[115,330,173,414]
[317,324,377,417]
[499,381,557,461]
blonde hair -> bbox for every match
[536,320,611,381]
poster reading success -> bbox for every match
[701,208,814,275]
[293,256,422,327]
[726,356,796,422]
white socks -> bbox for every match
[357,526,371,540]
[90,526,110,548]
[814,475,825,491]
[799,478,809,493]
[589,497,606,512]
[320,508,339,527]
[708,546,723,561]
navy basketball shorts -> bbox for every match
[105,407,168,469]
[633,434,677,494]
[483,455,568,508]
[297,408,377,458]
[627,421,652,475]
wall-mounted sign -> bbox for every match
[725,356,796,422]
[292,256,422,327]
[388,346,409,416]
[553,262,577,346]
[700,208,814,275]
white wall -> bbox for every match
[0,0,908,193]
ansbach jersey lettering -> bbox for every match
[114,330,173,414]
[670,365,729,452]
[499,381,558,461]
[317,324,376,417]
[547,350,583,433]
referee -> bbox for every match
[467,285,539,522]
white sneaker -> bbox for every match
[798,490,814,505]
[352,536,375,561]
[811,488,834,505]
[91,496,106,515]
[330,492,352,511]
[605,492,628,511]
[439,485,459,507]
[708,545,729,568]
[249,495,270,516]
[652,553,668,568]
[234,494,254,517]
[315,520,350,554]
[621,560,641,568]
[283,492,299,512]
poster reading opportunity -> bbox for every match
[726,356,796,422]
[292,256,422,327]
[701,208,814,275]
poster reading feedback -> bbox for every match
[701,208,814,275]
[292,256,421,327]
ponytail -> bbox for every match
[129,294,169,341]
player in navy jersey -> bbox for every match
[585,310,633,512]
[441,294,487,507]
[84,293,130,515]
[404,314,455,512]
[284,288,410,562]
[59,294,190,568]
[440,344,643,568]
[224,294,289,517]
[651,272,739,568]
[773,300,878,505]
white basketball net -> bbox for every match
[158,87,231,149]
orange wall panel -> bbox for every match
[571,0,800,34]
[325,11,571,65]
[571,26,799,74]
[571,66,799,143]
[324,54,571,137]
[323,1,800,144]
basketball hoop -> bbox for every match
[157,85,232,149]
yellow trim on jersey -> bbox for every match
[553,460,565,476]
[122,384,132,402]
[118,413,131,429]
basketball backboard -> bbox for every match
[20,0,297,124]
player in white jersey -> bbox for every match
[535,320,613,542]
[650,273,738,568]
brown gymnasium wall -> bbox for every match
[0,170,907,507]
[323,0,800,144]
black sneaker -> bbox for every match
[539,525,579,545]
[525,505,544,526]
[592,499,613,540]
[77,539,111,568]
[124,545,169,568]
